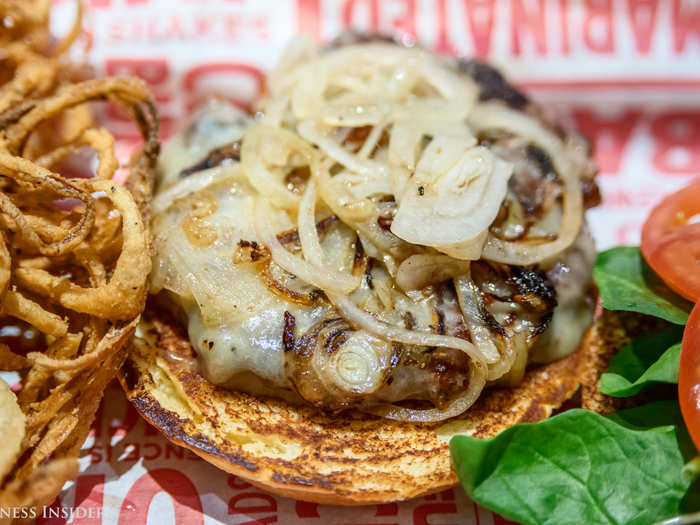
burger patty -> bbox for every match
[150,40,598,414]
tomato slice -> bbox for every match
[679,302,700,450]
[641,178,700,302]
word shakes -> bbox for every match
[69,0,700,59]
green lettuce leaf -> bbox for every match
[599,326,684,397]
[451,404,691,525]
[594,247,692,324]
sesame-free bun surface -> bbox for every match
[119,306,618,505]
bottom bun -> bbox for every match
[119,306,623,505]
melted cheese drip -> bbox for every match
[530,229,597,363]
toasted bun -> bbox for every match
[119,306,625,505]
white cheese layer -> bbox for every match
[152,103,330,387]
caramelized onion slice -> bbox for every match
[396,254,469,291]
[470,103,584,264]
[454,275,514,380]
[241,125,309,210]
[152,165,243,216]
[254,198,360,295]
[360,363,484,423]
[391,141,512,260]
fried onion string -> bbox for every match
[0,2,157,518]
[14,181,150,320]
[0,153,95,255]
[3,77,157,156]
[35,127,119,180]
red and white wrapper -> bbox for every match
[27,0,700,523]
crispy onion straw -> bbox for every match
[0,46,58,114]
[3,77,157,156]
[0,343,27,371]
[0,2,157,517]
[2,290,69,338]
[14,181,151,320]
[0,153,95,255]
[0,232,10,298]
[27,318,139,372]
[51,0,83,58]
[35,127,119,180]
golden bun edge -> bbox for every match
[115,303,640,505]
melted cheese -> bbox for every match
[157,100,250,191]
[530,228,597,363]
[151,100,594,406]
[153,103,327,388]
[152,103,446,394]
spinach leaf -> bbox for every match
[599,326,684,397]
[606,402,700,513]
[607,401,696,462]
[594,247,692,324]
[451,405,690,525]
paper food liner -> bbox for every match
[16,0,700,523]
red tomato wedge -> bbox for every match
[679,302,700,450]
[641,178,700,302]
